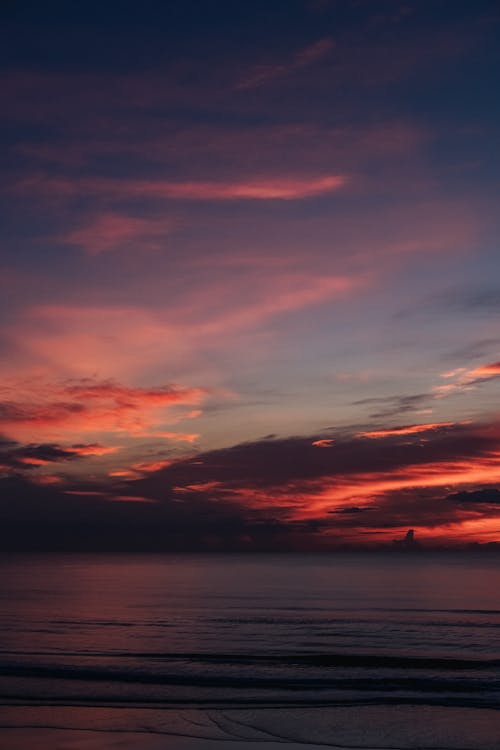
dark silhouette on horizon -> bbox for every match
[392,528,421,551]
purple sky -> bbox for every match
[1,0,500,550]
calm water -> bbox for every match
[0,554,499,747]
[1,554,500,707]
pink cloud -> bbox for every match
[19,173,346,201]
[3,266,363,385]
[132,459,173,472]
[191,273,362,336]
[63,212,176,255]
[0,377,208,444]
[68,443,119,456]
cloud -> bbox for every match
[63,212,176,255]
[357,422,455,439]
[124,419,500,542]
[353,393,432,419]
[3,418,500,551]
[447,489,500,506]
[0,377,208,444]
[470,361,500,378]
[0,474,305,553]
[19,173,347,202]
[435,359,500,397]
[132,459,173,473]
[0,440,118,474]
[3,270,362,387]
[68,443,119,456]
[236,37,335,90]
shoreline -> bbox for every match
[0,704,498,750]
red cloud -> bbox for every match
[32,474,63,485]
[18,457,52,466]
[312,439,335,447]
[111,495,157,503]
[132,459,173,472]
[0,378,208,443]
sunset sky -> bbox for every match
[1,0,500,551]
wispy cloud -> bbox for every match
[435,360,500,397]
[353,393,431,419]
[236,38,334,90]
[63,212,176,255]
[19,173,347,202]
[357,422,455,439]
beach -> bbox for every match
[1,705,500,749]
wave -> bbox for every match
[1,651,500,670]
[2,662,499,691]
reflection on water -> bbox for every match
[0,554,499,747]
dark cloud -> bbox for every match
[352,393,431,419]
[329,506,369,514]
[2,421,500,553]
[0,474,330,553]
[0,440,114,471]
[444,337,500,363]
[447,488,500,506]
[445,287,500,314]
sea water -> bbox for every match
[0,554,499,748]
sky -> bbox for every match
[1,0,500,552]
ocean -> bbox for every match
[0,554,499,749]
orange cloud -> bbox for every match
[312,439,335,447]
[358,422,455,439]
[469,361,500,378]
[435,360,500,397]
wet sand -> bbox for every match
[0,729,342,750]
[0,705,499,750]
